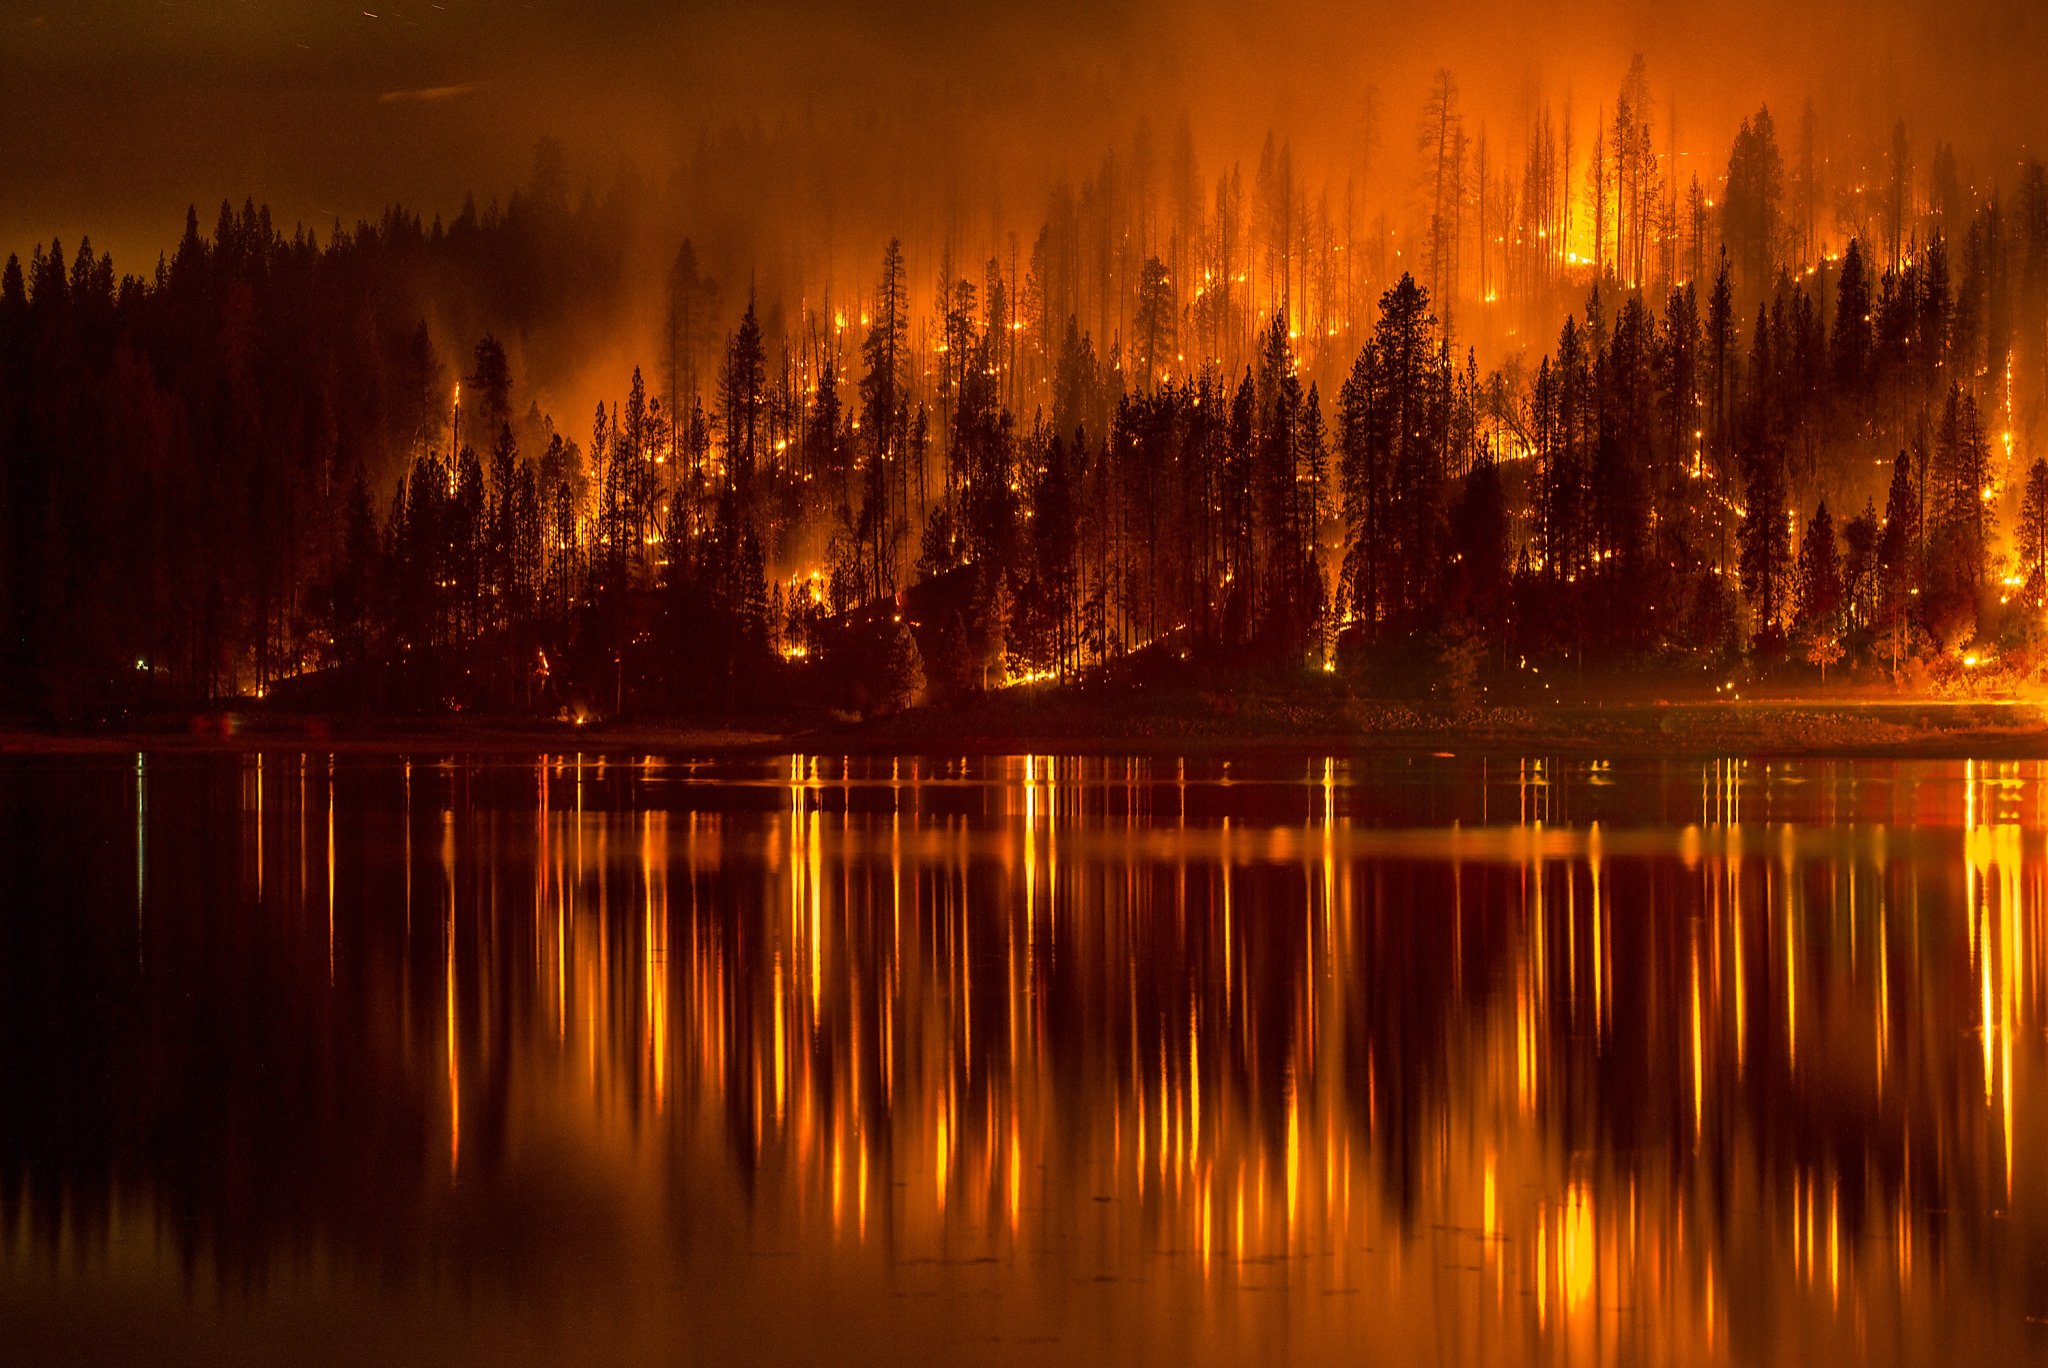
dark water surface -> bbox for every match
[4,752,2047,1365]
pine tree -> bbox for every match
[1738,453,1792,643]
[857,241,910,601]
[1132,256,1177,389]
[1929,383,1992,594]
[467,335,513,442]
[1339,273,1443,636]
[1841,499,1882,635]
[1706,254,1736,465]
[2018,458,2048,602]
[1832,239,1872,401]
[1722,106,1784,297]
[719,300,766,495]
[331,470,379,665]
[487,424,520,629]
[1795,499,1842,633]
[1871,448,1921,675]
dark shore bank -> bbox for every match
[5,684,2047,760]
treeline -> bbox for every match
[0,175,640,713]
[6,113,2048,719]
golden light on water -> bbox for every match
[9,754,2048,1363]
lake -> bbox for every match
[2,751,2044,1365]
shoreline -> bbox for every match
[4,694,2047,761]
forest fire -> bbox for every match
[8,60,2037,723]
[6,4,2048,1366]
[0,0,2031,742]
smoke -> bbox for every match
[6,0,2041,256]
[3,0,2043,426]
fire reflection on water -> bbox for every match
[4,753,2048,1365]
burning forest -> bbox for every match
[5,24,2048,726]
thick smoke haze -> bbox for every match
[4,0,2045,426]
[7,0,2043,260]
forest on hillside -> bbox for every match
[5,62,2048,721]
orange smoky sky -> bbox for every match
[2,0,2041,433]
[2,0,2042,268]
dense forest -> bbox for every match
[6,65,2048,721]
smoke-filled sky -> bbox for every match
[4,0,2045,272]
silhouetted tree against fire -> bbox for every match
[1722,106,1785,300]
[1739,449,1793,649]
[2020,459,2048,605]
[856,240,910,607]
[1339,272,1446,641]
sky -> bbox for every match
[3,0,2045,274]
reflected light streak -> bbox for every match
[16,753,2048,1366]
